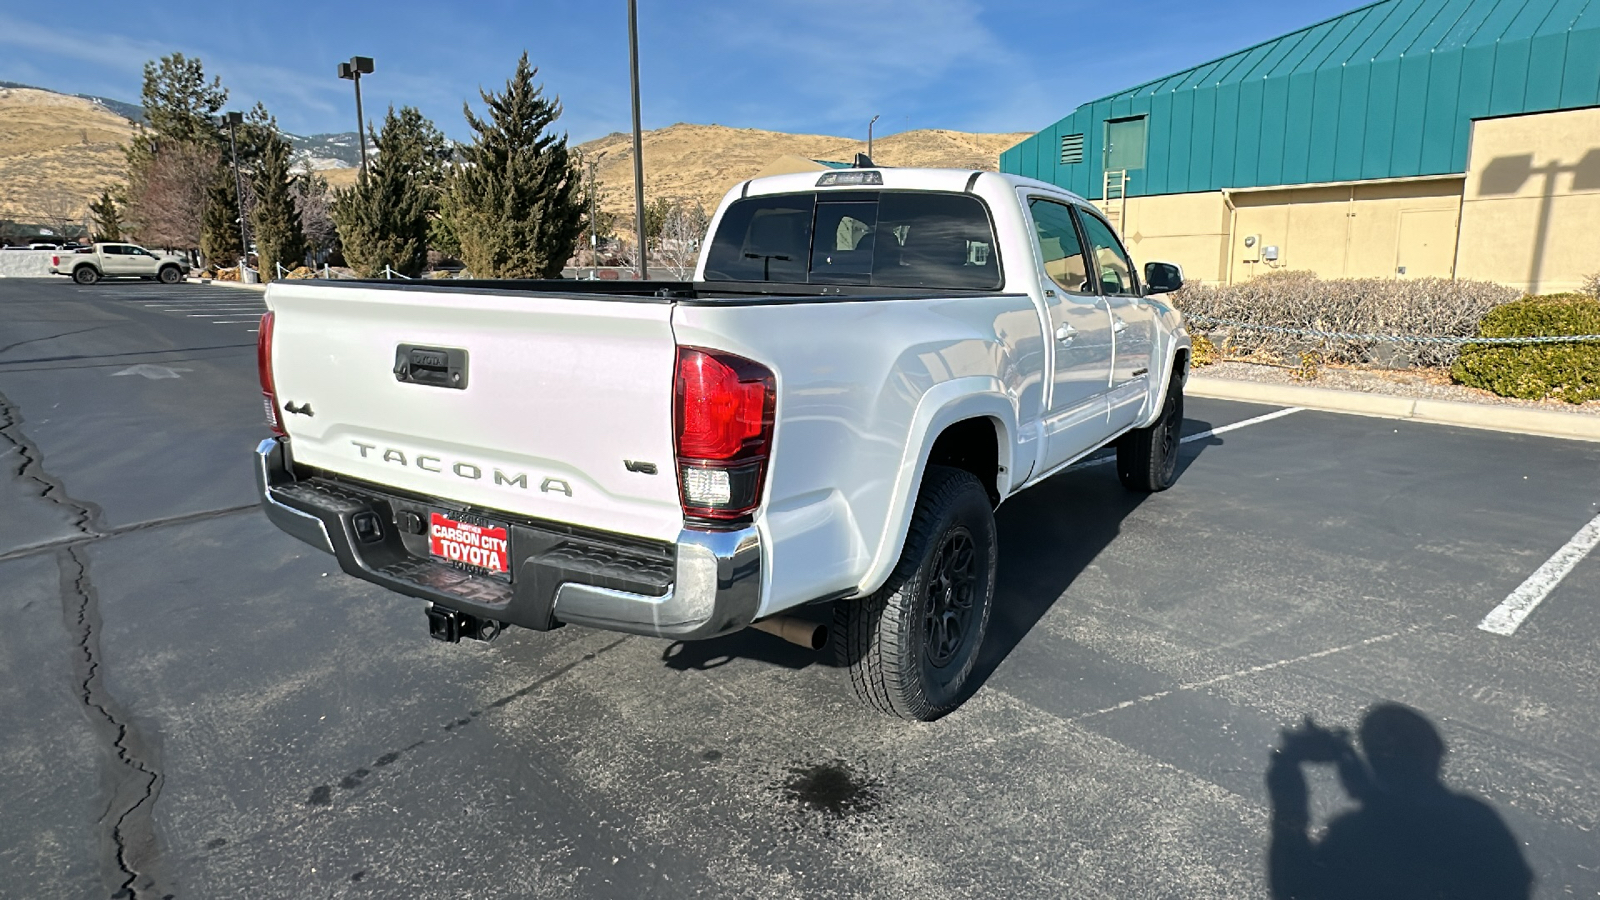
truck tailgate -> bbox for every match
[266,282,683,543]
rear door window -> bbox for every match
[1028,198,1093,295]
[703,190,1001,290]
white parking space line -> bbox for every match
[1479,512,1600,636]
[1066,407,1304,471]
[1179,406,1304,443]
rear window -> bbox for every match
[702,191,1001,290]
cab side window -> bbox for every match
[1028,199,1091,295]
[1077,212,1138,296]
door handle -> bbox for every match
[1055,324,1077,342]
[1112,317,1128,334]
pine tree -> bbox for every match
[125,53,227,250]
[331,106,437,277]
[443,53,583,278]
[201,171,242,268]
[88,188,123,242]
[251,134,307,280]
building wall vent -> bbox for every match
[1060,133,1085,165]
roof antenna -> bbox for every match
[853,152,875,168]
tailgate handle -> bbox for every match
[395,344,469,390]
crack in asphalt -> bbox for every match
[0,388,103,536]
[0,342,255,370]
[2,388,169,898]
[60,547,169,900]
[305,635,634,809]
[0,502,262,564]
[0,325,112,357]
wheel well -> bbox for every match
[1172,348,1190,387]
[927,417,1000,505]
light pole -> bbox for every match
[588,159,599,279]
[337,56,375,179]
[868,114,880,161]
[628,0,648,280]
[223,111,252,280]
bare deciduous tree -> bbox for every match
[125,140,219,252]
[30,194,86,240]
[293,166,338,262]
[657,198,710,280]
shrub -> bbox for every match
[1172,270,1519,368]
[1451,294,1600,403]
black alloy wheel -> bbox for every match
[1116,375,1184,492]
[923,528,977,669]
[836,465,997,721]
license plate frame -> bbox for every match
[427,509,512,581]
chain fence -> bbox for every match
[1185,314,1600,347]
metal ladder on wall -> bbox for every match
[1102,169,1129,229]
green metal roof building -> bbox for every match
[1000,0,1600,199]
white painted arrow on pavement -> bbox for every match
[111,364,192,379]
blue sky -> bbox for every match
[4,1,1359,143]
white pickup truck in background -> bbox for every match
[253,165,1191,720]
[50,243,191,284]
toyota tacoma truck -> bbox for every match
[252,166,1191,720]
[50,243,191,284]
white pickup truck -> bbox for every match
[50,243,191,284]
[253,166,1191,720]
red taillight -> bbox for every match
[51,255,59,267]
[257,311,284,435]
[673,347,774,520]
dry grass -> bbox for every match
[575,123,1030,222]
[0,88,133,220]
[321,167,361,190]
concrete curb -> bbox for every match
[1187,375,1600,443]
[186,276,266,292]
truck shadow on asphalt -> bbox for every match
[660,417,1225,691]
[964,418,1220,698]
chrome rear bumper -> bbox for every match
[253,437,761,640]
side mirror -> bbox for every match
[1144,261,1183,295]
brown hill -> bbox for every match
[0,89,1027,232]
[0,87,134,223]
[575,123,1030,222]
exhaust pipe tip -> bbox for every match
[751,615,828,651]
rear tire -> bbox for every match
[73,266,99,285]
[835,465,996,721]
[158,265,181,284]
[1116,375,1183,492]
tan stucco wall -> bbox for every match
[1226,178,1463,283]
[1093,191,1230,284]
[1457,106,1600,295]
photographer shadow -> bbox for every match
[1267,703,1532,900]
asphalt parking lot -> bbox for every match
[2,277,1598,899]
